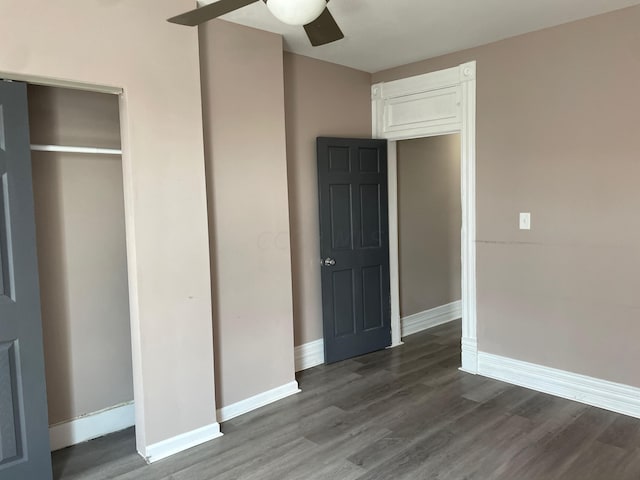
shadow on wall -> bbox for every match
[31,154,73,423]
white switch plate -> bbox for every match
[519,212,531,230]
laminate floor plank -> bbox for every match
[277,425,391,480]
[494,406,619,480]
[346,391,483,472]
[368,387,537,480]
[598,414,640,451]
[51,320,640,480]
[433,413,533,480]
[52,428,142,480]
[308,460,366,480]
[458,400,588,480]
[556,440,628,480]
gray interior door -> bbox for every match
[0,80,52,480]
[317,137,390,364]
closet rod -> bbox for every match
[30,144,122,156]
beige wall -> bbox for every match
[199,21,296,407]
[283,52,372,346]
[374,5,640,387]
[398,135,461,317]
[28,86,133,426]
[0,0,217,450]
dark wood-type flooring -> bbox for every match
[52,320,640,479]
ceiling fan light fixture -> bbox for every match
[266,0,327,26]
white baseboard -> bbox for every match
[49,401,135,451]
[401,300,462,337]
[217,381,301,423]
[295,338,324,372]
[143,422,223,464]
[478,351,640,419]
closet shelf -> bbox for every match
[30,144,122,156]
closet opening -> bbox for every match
[26,84,135,454]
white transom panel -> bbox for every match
[384,86,461,137]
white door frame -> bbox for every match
[372,61,478,373]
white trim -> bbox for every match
[142,422,223,464]
[401,300,462,337]
[295,339,324,371]
[459,63,478,374]
[30,144,122,155]
[0,72,123,94]
[49,401,135,451]
[216,381,301,423]
[478,352,640,419]
[372,61,478,373]
[460,337,478,374]
[387,141,403,348]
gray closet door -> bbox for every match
[0,80,52,480]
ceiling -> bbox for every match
[199,0,640,73]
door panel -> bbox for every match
[359,147,380,173]
[318,137,390,364]
[0,341,21,465]
[332,269,355,337]
[328,146,350,172]
[1,171,13,299]
[359,184,381,248]
[362,265,383,331]
[0,81,52,480]
[329,185,353,250]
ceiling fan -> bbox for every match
[168,0,344,47]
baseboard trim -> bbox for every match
[401,300,462,337]
[217,381,301,423]
[295,339,324,371]
[143,422,222,464]
[49,401,135,451]
[477,351,640,419]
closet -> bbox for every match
[26,85,133,450]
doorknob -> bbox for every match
[322,257,336,267]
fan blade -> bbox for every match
[168,0,259,26]
[304,7,344,47]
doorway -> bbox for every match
[26,84,135,452]
[372,61,478,373]
[397,134,462,340]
